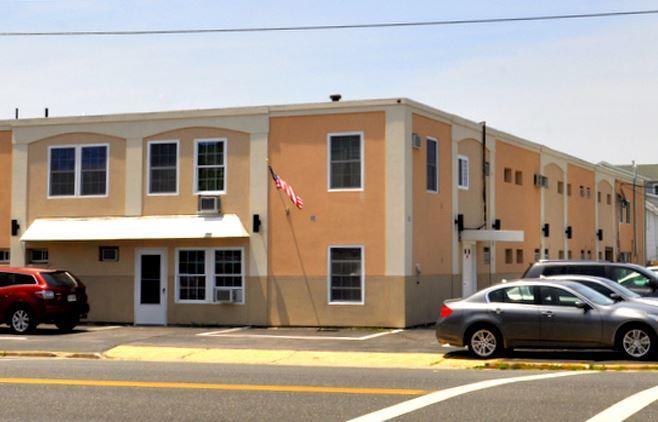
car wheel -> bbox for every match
[467,326,502,359]
[9,307,36,334]
[55,318,79,333]
[619,326,655,360]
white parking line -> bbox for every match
[80,326,121,332]
[197,328,403,341]
[587,385,658,422]
[0,336,27,341]
[348,371,595,422]
[196,327,249,337]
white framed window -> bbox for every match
[147,140,179,195]
[328,245,364,304]
[175,247,245,304]
[457,155,469,190]
[194,138,226,194]
[426,137,439,193]
[214,249,244,304]
[28,249,48,264]
[653,184,658,195]
[328,132,364,191]
[48,144,109,198]
[0,249,9,264]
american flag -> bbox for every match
[269,165,304,209]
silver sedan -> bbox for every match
[435,280,658,360]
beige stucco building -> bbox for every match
[0,98,646,327]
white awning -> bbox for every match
[461,229,524,242]
[21,214,249,242]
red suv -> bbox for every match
[0,267,89,334]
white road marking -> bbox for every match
[197,328,403,341]
[348,371,595,422]
[587,385,658,422]
[0,336,27,341]
[196,327,249,336]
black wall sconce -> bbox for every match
[252,214,261,233]
[11,219,20,236]
[492,219,501,230]
[542,223,550,238]
[455,214,464,233]
[596,229,603,241]
[565,226,573,239]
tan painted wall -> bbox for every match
[543,163,565,259]
[411,113,452,275]
[142,127,250,224]
[616,180,645,263]
[597,180,615,256]
[267,112,398,325]
[567,164,596,259]
[495,140,541,274]
[27,133,126,223]
[0,131,11,249]
[457,139,489,229]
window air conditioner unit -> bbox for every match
[412,133,422,149]
[215,288,241,304]
[533,174,548,188]
[198,196,221,215]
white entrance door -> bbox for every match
[462,241,477,297]
[134,248,167,325]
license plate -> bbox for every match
[67,294,77,302]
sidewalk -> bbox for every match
[2,324,658,371]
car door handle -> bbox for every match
[542,311,553,318]
[492,308,503,315]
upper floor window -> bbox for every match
[148,141,178,195]
[328,133,363,190]
[557,181,564,194]
[457,155,469,190]
[195,139,226,194]
[514,170,523,186]
[426,137,438,192]
[48,145,108,197]
[653,184,658,195]
[504,167,512,183]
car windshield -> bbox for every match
[41,271,78,288]
[569,283,615,306]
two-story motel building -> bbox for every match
[0,98,645,327]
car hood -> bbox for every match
[634,297,658,307]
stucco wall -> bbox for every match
[0,131,11,249]
[495,140,541,274]
[567,164,596,259]
[27,132,126,223]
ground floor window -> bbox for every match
[176,248,244,304]
[328,246,364,304]
[0,249,9,264]
[28,249,48,264]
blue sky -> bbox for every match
[2,0,658,164]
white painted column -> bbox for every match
[384,106,412,276]
[248,132,269,277]
[450,133,460,277]
[9,142,28,267]
[124,137,144,216]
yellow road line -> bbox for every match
[0,377,428,396]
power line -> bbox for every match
[1,9,657,37]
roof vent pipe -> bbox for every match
[329,94,342,102]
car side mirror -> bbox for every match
[609,293,623,302]
[574,301,591,311]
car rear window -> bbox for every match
[41,271,78,288]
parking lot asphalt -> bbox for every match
[0,324,656,369]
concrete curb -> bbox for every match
[479,360,658,371]
[0,350,102,360]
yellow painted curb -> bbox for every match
[103,345,484,369]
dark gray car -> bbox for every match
[545,275,658,306]
[435,280,658,360]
